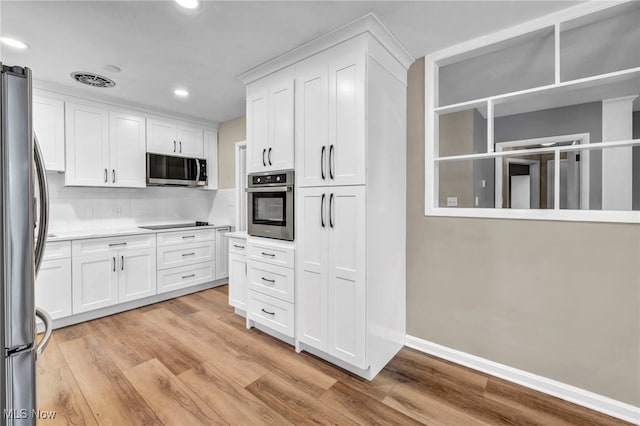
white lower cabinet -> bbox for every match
[156,228,217,293]
[119,248,157,302]
[36,241,72,320]
[248,291,295,338]
[246,237,295,341]
[297,186,366,368]
[72,235,157,314]
[228,236,247,311]
[215,227,230,280]
[157,262,215,294]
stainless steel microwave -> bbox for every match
[247,170,294,241]
[146,153,207,187]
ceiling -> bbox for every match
[0,1,579,124]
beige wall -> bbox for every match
[217,116,246,189]
[407,58,640,405]
[438,110,474,208]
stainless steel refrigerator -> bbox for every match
[1,63,52,425]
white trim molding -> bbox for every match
[405,335,640,425]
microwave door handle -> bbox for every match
[195,159,201,183]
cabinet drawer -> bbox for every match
[247,239,294,268]
[157,262,215,294]
[247,261,294,303]
[156,229,215,247]
[72,234,156,256]
[228,237,247,255]
[43,241,71,260]
[157,241,215,270]
[248,291,294,338]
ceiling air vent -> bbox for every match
[70,72,115,88]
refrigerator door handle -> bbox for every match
[34,307,52,361]
[34,134,49,275]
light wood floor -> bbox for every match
[36,286,631,426]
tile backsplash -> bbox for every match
[46,173,234,232]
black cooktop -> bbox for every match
[139,221,209,230]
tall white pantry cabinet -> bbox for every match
[239,14,412,379]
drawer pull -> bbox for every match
[261,252,275,257]
[109,242,127,247]
[233,244,245,249]
[261,277,275,284]
[261,308,275,316]
[181,252,196,257]
[182,274,196,279]
[182,235,196,239]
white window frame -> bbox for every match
[424,0,640,223]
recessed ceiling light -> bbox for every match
[0,37,30,50]
[175,0,199,9]
[174,88,189,97]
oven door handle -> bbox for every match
[246,187,292,193]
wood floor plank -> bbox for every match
[383,381,493,426]
[175,291,233,318]
[36,334,67,376]
[246,373,356,425]
[88,315,154,371]
[53,322,92,344]
[58,335,162,425]
[188,310,338,398]
[178,362,293,425]
[123,358,228,426]
[112,308,204,375]
[319,380,423,425]
[484,378,633,426]
[37,366,97,426]
[142,308,268,387]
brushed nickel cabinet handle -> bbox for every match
[261,252,275,257]
[121,255,124,270]
[321,193,326,228]
[112,256,116,272]
[261,277,275,283]
[104,168,108,183]
[268,147,272,165]
[182,252,196,257]
[233,244,245,249]
[321,146,326,180]
[182,274,196,279]
[261,308,275,316]
[329,144,334,180]
[329,193,334,228]
[112,169,115,183]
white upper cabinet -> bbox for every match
[33,95,65,172]
[177,124,204,157]
[203,129,218,190]
[295,49,366,187]
[147,118,178,155]
[147,118,204,158]
[65,102,110,186]
[295,58,329,187]
[246,67,294,173]
[109,111,146,188]
[66,102,145,188]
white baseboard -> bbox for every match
[405,335,640,425]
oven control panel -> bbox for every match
[251,173,288,185]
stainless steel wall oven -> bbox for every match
[247,170,294,241]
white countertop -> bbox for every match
[225,231,248,239]
[47,224,233,242]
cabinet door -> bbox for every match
[268,77,294,170]
[147,118,177,155]
[177,124,204,157]
[327,186,366,368]
[33,96,65,172]
[35,258,71,320]
[203,129,218,190]
[118,247,157,303]
[247,88,269,173]
[295,63,329,187]
[296,187,329,351]
[72,253,118,314]
[228,253,247,311]
[109,111,146,188]
[65,102,110,186]
[215,227,229,279]
[328,53,366,186]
